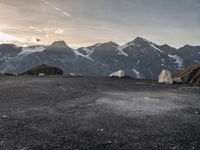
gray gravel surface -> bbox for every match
[0,76,200,150]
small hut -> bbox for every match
[173,64,200,85]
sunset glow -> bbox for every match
[0,0,199,48]
[0,32,18,43]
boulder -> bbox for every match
[22,64,63,75]
[38,73,46,77]
[173,64,200,85]
[70,73,82,77]
[110,70,125,78]
[158,70,173,84]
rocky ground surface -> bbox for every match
[0,76,200,150]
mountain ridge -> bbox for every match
[0,37,199,79]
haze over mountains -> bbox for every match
[0,37,200,79]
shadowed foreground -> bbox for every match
[0,76,200,150]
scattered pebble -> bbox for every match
[20,148,28,150]
[100,129,104,131]
[2,115,8,118]
[172,146,177,150]
[0,141,4,146]
[154,145,158,148]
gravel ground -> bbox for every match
[0,76,200,150]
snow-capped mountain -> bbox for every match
[0,37,199,79]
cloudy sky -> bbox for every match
[0,0,199,48]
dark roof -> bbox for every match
[173,64,200,84]
[22,64,63,75]
[174,64,200,78]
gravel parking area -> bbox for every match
[0,76,200,150]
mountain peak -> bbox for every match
[182,44,193,48]
[103,41,118,46]
[133,37,150,43]
[126,37,151,46]
[46,40,74,55]
[95,41,118,47]
[106,41,118,45]
[50,41,68,48]
[0,43,18,48]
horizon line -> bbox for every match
[0,36,199,49]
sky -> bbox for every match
[0,0,200,48]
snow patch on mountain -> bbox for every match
[132,69,141,78]
[95,43,103,47]
[136,60,140,65]
[127,41,136,47]
[50,41,68,48]
[168,54,183,69]
[19,46,45,55]
[150,44,164,53]
[117,45,128,57]
[82,48,94,56]
[73,49,94,61]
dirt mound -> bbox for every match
[22,64,63,75]
[173,64,200,85]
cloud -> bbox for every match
[0,32,18,42]
[31,36,42,43]
[1,0,200,48]
[63,11,71,17]
[29,26,64,36]
[41,0,72,17]
[54,7,61,12]
[0,26,64,46]
[54,7,71,17]
[0,32,28,45]
[0,32,43,46]
[41,0,49,5]
[54,29,64,35]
